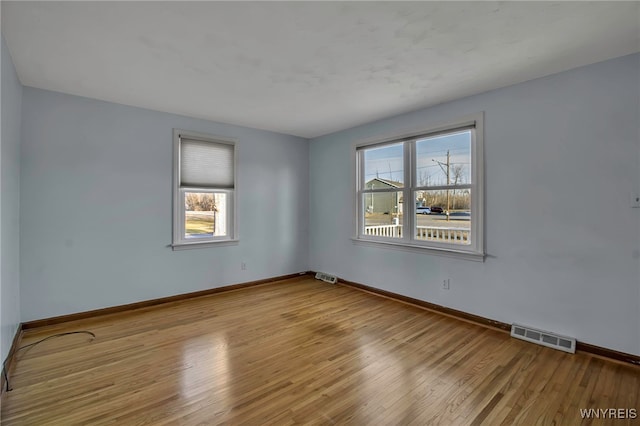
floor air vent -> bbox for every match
[511,324,576,354]
[315,272,337,284]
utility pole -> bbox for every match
[445,150,450,222]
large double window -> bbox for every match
[172,129,236,249]
[355,114,484,259]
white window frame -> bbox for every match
[353,113,484,261]
[172,129,238,250]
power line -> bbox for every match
[418,148,470,155]
[364,162,469,177]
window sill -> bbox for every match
[351,238,485,262]
[171,239,239,251]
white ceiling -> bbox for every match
[2,2,639,138]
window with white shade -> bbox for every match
[355,114,484,260]
[173,129,236,249]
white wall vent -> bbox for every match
[315,272,337,284]
[511,324,576,354]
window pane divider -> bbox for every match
[414,184,472,191]
[403,139,413,243]
[360,188,405,194]
[180,186,235,192]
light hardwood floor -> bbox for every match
[2,276,639,425]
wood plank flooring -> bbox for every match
[2,276,639,425]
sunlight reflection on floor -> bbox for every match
[180,333,230,400]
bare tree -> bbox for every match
[450,165,465,210]
[185,193,217,212]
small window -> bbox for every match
[355,114,484,258]
[172,130,236,249]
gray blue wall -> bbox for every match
[20,88,309,321]
[1,35,22,362]
[6,46,640,357]
[309,54,640,355]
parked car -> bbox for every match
[416,206,431,215]
[430,206,444,214]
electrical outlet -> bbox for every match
[631,192,640,208]
[241,262,247,270]
[442,279,450,290]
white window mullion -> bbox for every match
[180,188,187,240]
[471,118,484,254]
[357,149,365,237]
[404,140,413,242]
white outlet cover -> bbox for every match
[631,192,640,208]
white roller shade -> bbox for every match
[180,138,234,188]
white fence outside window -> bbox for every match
[364,225,469,244]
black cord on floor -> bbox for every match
[2,330,95,392]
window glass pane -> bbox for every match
[416,130,471,187]
[363,191,403,239]
[415,190,470,245]
[184,192,227,239]
[363,143,404,188]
